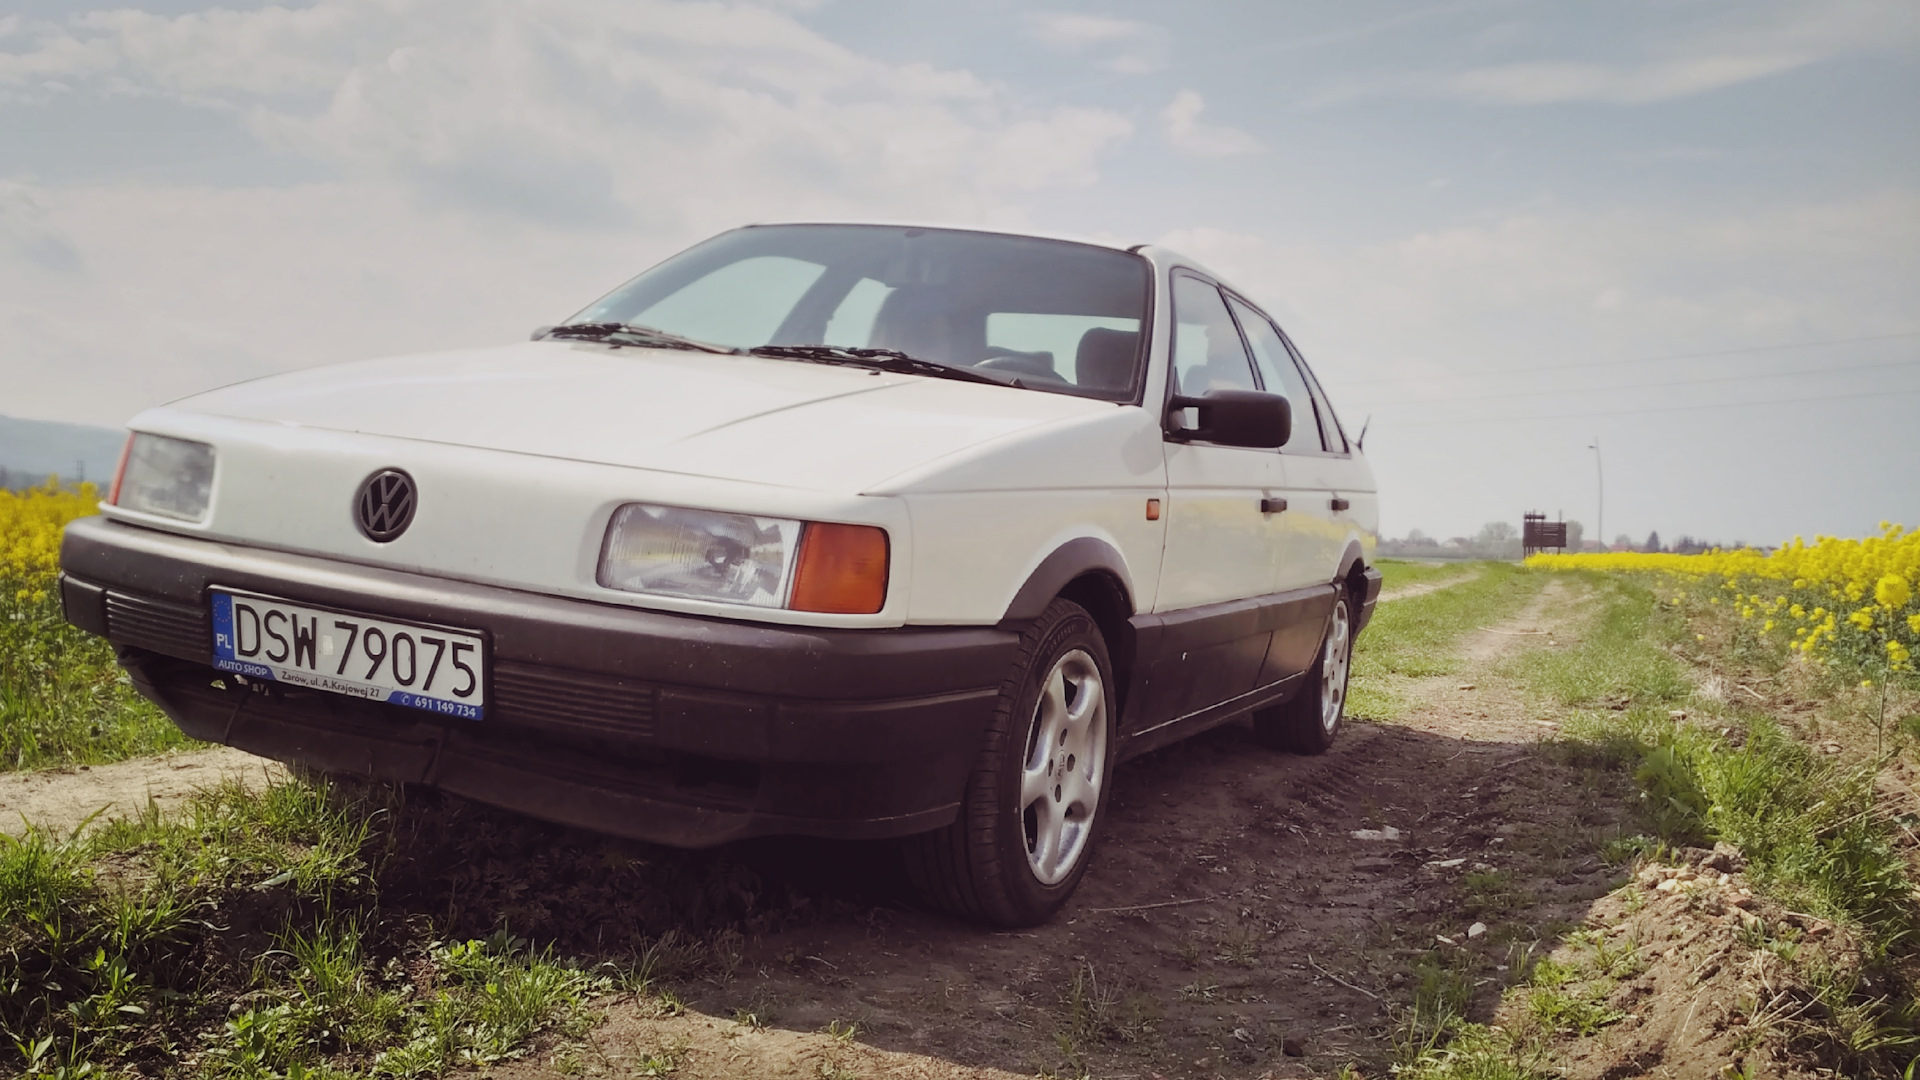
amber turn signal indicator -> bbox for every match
[790,522,890,614]
[1146,498,1161,521]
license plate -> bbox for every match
[210,590,485,720]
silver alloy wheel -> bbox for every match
[1320,600,1352,734]
[1020,648,1108,885]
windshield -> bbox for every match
[567,224,1152,402]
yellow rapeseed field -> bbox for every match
[1528,523,1919,677]
[1,480,99,597]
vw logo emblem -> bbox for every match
[354,469,417,542]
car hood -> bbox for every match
[165,340,1116,493]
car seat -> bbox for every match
[1075,328,1138,393]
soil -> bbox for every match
[0,745,285,838]
[1374,567,1483,605]
[4,573,1864,1078]
[502,574,1640,1080]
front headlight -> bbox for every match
[597,503,891,613]
[112,433,215,522]
[597,503,803,607]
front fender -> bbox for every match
[999,537,1135,624]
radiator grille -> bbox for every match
[105,592,210,660]
[491,662,656,739]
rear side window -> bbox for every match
[1227,296,1320,452]
[1170,275,1258,396]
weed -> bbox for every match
[1212,924,1261,967]
[1059,961,1155,1047]
[825,1019,859,1043]
[1460,870,1534,918]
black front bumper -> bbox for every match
[60,516,1016,846]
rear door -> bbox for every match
[1225,295,1330,593]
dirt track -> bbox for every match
[0,745,285,837]
[493,574,1618,1079]
[4,573,1629,1078]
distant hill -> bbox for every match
[0,414,126,489]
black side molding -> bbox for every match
[999,536,1135,625]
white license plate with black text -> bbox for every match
[210,590,485,720]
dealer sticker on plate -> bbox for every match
[210,590,485,720]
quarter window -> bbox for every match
[1289,339,1348,453]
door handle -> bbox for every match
[1330,496,1351,512]
[1260,497,1288,514]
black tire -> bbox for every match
[1252,588,1353,755]
[903,597,1117,927]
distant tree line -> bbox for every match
[1381,519,1749,560]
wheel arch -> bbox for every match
[998,537,1137,719]
[1336,539,1384,635]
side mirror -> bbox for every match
[530,326,554,341]
[1167,389,1291,449]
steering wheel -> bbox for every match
[975,347,1065,382]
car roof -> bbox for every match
[738,219,1140,255]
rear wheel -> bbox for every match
[904,598,1115,926]
[1252,589,1352,754]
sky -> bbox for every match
[1,0,1916,545]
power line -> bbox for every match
[1388,384,1920,430]
[1323,330,1920,389]
[1357,355,1920,408]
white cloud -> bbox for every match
[0,1,1133,230]
[1158,89,1260,158]
[0,0,1139,425]
[1439,53,1808,105]
[1302,0,1920,108]
[1021,11,1165,74]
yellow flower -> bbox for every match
[1875,573,1911,610]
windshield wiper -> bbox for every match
[545,322,739,354]
[747,344,1016,386]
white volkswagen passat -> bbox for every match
[61,223,1380,926]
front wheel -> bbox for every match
[904,598,1116,926]
[1252,589,1353,754]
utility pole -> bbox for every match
[1588,437,1604,551]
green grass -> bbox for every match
[1392,569,1920,1078]
[0,585,193,771]
[1512,573,1916,959]
[1348,561,1543,720]
[0,778,650,1079]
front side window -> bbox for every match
[1169,274,1258,396]
[569,225,1151,402]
